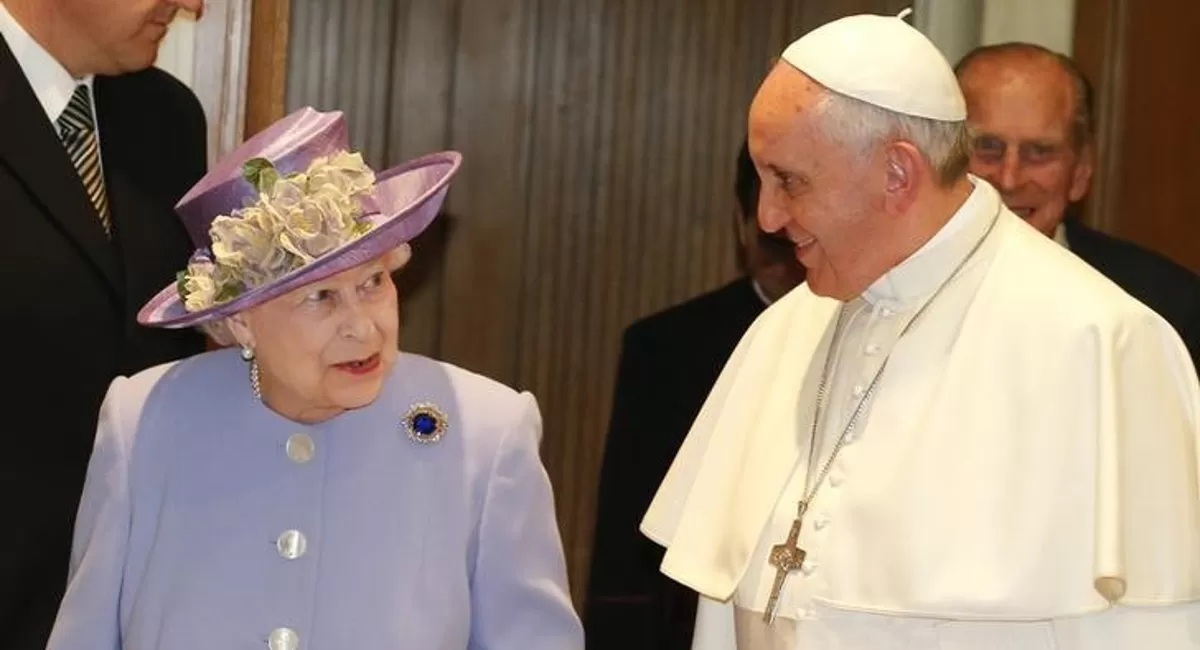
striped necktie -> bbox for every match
[56,84,112,237]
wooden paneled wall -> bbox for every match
[1074,0,1200,272]
[244,0,290,138]
[283,0,908,604]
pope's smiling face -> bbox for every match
[748,65,901,301]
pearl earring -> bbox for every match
[240,345,254,361]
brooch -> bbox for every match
[402,402,448,444]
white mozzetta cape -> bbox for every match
[641,184,1200,624]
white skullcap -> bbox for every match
[780,8,966,121]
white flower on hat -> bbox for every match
[179,251,240,312]
[177,151,378,312]
[180,257,218,313]
[308,151,376,197]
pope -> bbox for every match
[641,10,1200,650]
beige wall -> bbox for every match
[915,0,1076,64]
[981,0,1076,52]
[154,13,195,87]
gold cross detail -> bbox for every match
[763,501,808,624]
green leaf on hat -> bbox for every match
[175,270,190,299]
[214,282,244,304]
[242,157,280,193]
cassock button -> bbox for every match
[879,306,894,318]
[276,530,307,560]
[851,384,865,398]
[813,516,829,530]
[801,560,818,576]
[864,343,881,355]
[286,433,315,464]
[268,627,299,650]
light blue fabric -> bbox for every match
[45,347,583,650]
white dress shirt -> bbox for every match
[0,3,103,156]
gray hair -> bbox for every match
[811,87,972,186]
[199,319,238,347]
[953,42,1094,151]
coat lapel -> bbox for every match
[0,38,122,295]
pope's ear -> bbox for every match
[884,142,921,192]
[882,141,923,212]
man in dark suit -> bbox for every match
[0,1,206,648]
[585,139,806,650]
[955,42,1200,367]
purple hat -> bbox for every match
[138,106,461,328]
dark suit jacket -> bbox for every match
[585,277,767,650]
[1065,218,1200,369]
[0,39,207,650]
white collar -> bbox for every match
[750,278,772,306]
[1053,221,1071,250]
[862,175,1000,309]
[0,3,94,124]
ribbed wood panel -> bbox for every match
[1075,0,1200,272]
[286,0,908,605]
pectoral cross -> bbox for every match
[762,500,808,625]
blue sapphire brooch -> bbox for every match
[402,402,448,444]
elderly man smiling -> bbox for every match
[955,41,1200,367]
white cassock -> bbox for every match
[641,176,1200,650]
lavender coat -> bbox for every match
[44,347,583,650]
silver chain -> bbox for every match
[796,207,1001,515]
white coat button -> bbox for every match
[276,530,307,560]
[268,627,299,650]
[286,433,315,464]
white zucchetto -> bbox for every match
[780,8,967,122]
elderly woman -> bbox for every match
[44,108,583,650]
